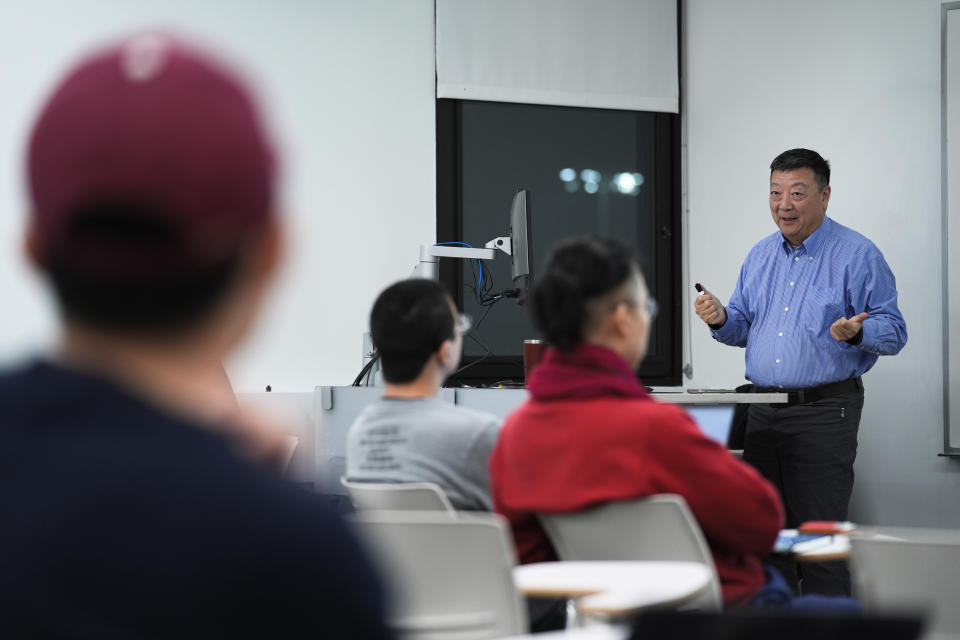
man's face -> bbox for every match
[769,167,830,246]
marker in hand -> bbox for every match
[694,282,727,327]
[830,312,868,342]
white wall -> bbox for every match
[0,0,437,392]
[685,0,960,527]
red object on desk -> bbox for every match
[798,520,856,534]
[523,340,546,384]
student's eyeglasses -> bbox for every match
[644,298,659,320]
[457,313,473,334]
[612,297,659,320]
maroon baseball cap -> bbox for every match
[27,33,277,277]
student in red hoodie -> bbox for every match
[489,236,785,609]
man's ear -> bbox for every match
[236,217,286,304]
[255,217,285,283]
[23,220,48,270]
[436,339,454,369]
[609,302,633,338]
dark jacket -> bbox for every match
[0,360,392,638]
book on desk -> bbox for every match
[773,531,835,555]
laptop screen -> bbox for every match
[682,405,736,445]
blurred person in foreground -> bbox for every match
[490,236,857,612]
[346,279,500,511]
[0,33,392,637]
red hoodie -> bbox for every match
[489,343,784,609]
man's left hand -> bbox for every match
[830,312,868,342]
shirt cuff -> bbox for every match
[845,328,864,346]
[855,321,883,354]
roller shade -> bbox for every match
[436,0,678,113]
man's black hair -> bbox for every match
[528,236,636,351]
[770,148,831,190]
[370,279,456,383]
[46,202,243,334]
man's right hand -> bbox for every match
[694,284,727,327]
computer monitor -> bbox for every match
[509,189,533,301]
[441,188,537,385]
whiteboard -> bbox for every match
[944,3,960,453]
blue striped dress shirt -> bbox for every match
[712,216,907,389]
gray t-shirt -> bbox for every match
[345,397,501,511]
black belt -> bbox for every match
[755,377,862,406]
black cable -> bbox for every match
[435,241,493,306]
[468,258,485,305]
[479,259,496,303]
[351,350,380,387]
[451,298,500,377]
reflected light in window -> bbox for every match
[559,168,577,182]
[584,182,599,194]
[613,172,644,195]
[580,169,601,184]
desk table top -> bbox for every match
[651,391,788,404]
[514,560,712,617]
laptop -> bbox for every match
[682,405,736,445]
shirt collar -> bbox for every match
[780,216,832,257]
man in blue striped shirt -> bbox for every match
[694,148,907,597]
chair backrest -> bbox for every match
[538,494,723,611]
[341,477,455,513]
[851,530,960,639]
[351,511,527,640]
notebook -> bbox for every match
[773,530,834,555]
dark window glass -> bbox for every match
[437,100,680,386]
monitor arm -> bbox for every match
[412,244,496,280]
[485,236,512,256]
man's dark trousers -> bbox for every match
[744,385,864,596]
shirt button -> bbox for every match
[795,257,800,262]
[809,257,813,261]
[784,307,789,311]
[776,359,781,363]
[790,282,794,286]
[779,332,783,337]
[778,385,784,389]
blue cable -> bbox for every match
[434,242,489,302]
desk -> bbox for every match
[513,561,712,618]
[316,386,787,494]
[453,388,788,411]
[650,391,789,404]
[496,626,629,640]
[776,527,886,562]
[790,527,930,562]
[794,535,852,562]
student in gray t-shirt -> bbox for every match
[346,279,501,511]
